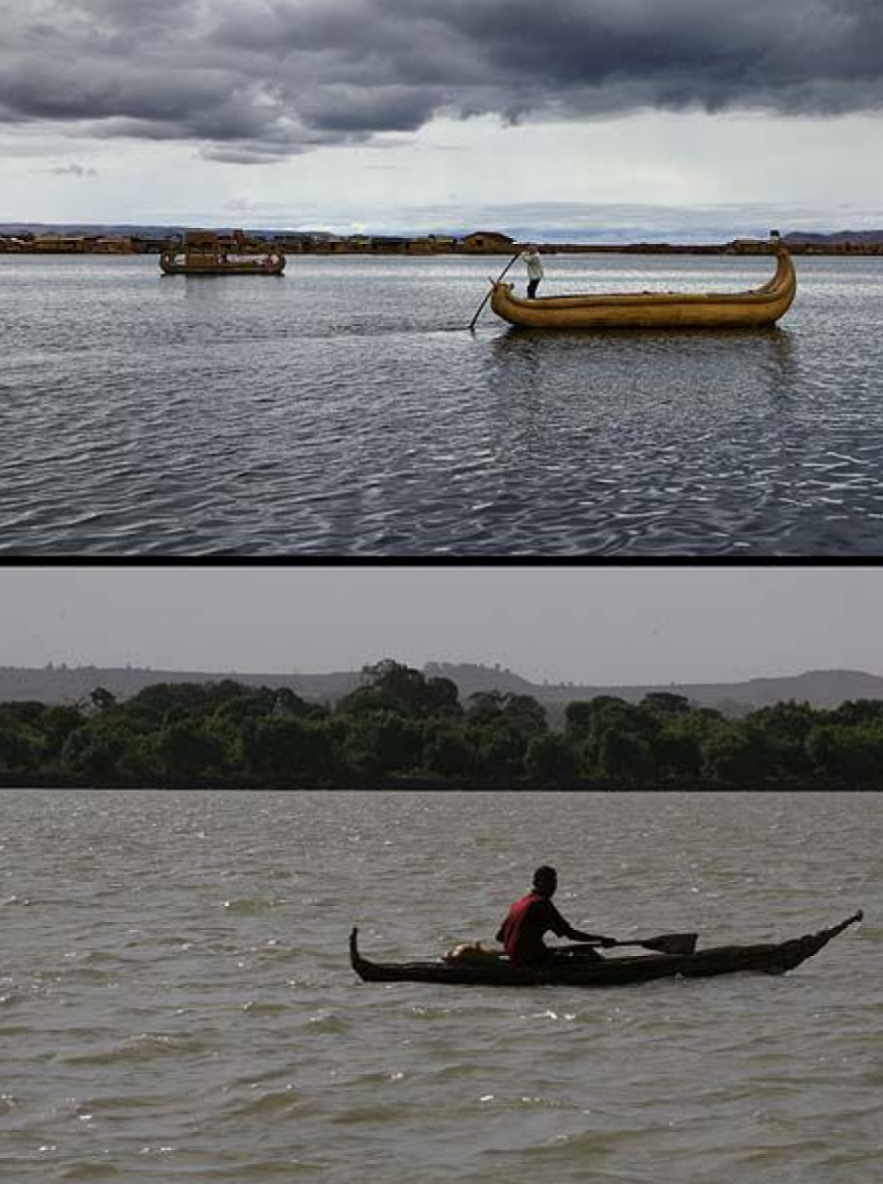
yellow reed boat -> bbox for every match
[160,230,285,276]
[490,239,796,330]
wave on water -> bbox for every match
[219,1086,313,1121]
[2,788,881,1184]
[223,896,287,914]
[59,1163,119,1181]
[60,1031,212,1066]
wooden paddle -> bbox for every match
[612,932,698,955]
[565,932,698,957]
[468,252,521,331]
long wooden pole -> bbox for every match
[468,252,521,331]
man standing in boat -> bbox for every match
[496,866,617,965]
[523,245,544,298]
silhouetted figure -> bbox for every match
[496,866,617,965]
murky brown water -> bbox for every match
[1,789,880,1182]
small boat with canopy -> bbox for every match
[160,230,285,276]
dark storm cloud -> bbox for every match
[298,85,444,133]
[2,0,882,160]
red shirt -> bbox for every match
[497,891,570,965]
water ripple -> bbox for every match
[2,788,880,1184]
[2,255,883,554]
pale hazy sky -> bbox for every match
[2,0,882,239]
[3,566,882,685]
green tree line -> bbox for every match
[1,660,882,789]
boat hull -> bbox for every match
[490,246,796,330]
[350,912,862,987]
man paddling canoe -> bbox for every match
[496,865,617,966]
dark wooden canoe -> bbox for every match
[350,911,862,988]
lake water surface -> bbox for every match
[2,789,880,1182]
[3,253,883,555]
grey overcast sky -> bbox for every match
[2,0,882,239]
[2,566,882,685]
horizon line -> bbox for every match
[3,660,880,691]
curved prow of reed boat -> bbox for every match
[349,911,862,988]
[489,239,796,330]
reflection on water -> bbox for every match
[0,254,881,555]
[489,323,800,398]
[482,324,809,555]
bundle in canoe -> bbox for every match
[489,241,796,330]
[350,911,862,988]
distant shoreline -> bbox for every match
[1,774,878,793]
[3,224,883,258]
[3,242,883,258]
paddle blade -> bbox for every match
[640,933,698,956]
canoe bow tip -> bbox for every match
[827,910,864,941]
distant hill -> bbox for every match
[783,230,883,246]
[0,665,362,705]
[427,664,883,726]
[534,668,883,723]
[0,222,321,239]
[2,663,882,718]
